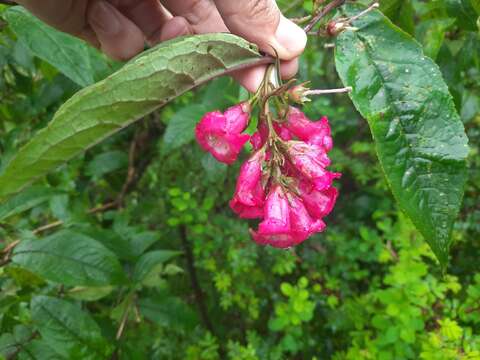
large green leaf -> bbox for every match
[334,5,469,266]
[31,296,112,359]
[3,6,113,86]
[11,230,125,286]
[0,33,261,200]
[133,250,182,283]
[162,104,207,153]
[0,186,61,222]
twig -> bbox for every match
[116,293,135,340]
[0,0,16,5]
[464,305,480,314]
[304,86,352,95]
[303,0,346,33]
[179,225,214,334]
[348,2,379,23]
[32,220,64,235]
[386,240,398,261]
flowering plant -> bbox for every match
[195,66,340,248]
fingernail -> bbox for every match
[273,16,307,59]
[89,0,120,36]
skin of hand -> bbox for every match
[15,0,307,92]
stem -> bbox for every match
[303,0,346,33]
[348,2,379,22]
[179,225,214,334]
[304,86,352,95]
[116,292,135,340]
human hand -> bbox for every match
[15,0,307,92]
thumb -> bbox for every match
[213,0,306,60]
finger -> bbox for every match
[87,0,145,61]
[213,0,306,60]
[233,58,299,93]
[16,0,88,35]
[155,16,193,43]
[107,0,172,45]
[161,0,228,33]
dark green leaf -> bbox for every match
[3,6,112,87]
[162,104,207,153]
[380,0,415,35]
[0,333,16,358]
[445,0,478,31]
[31,296,112,359]
[201,153,227,183]
[415,18,456,60]
[19,340,66,360]
[139,293,198,332]
[0,33,261,200]
[86,150,128,177]
[0,186,60,222]
[334,5,469,266]
[133,250,182,283]
[11,230,125,286]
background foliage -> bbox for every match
[0,0,479,359]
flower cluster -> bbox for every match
[195,98,339,248]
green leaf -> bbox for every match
[133,250,182,283]
[31,296,112,359]
[415,18,456,60]
[445,0,478,31]
[0,333,16,358]
[380,0,415,35]
[67,286,114,302]
[3,6,113,87]
[162,104,207,154]
[201,153,227,183]
[0,33,261,200]
[0,186,60,222]
[139,292,198,332]
[86,150,128,177]
[334,5,469,266]
[11,230,125,286]
[19,340,66,360]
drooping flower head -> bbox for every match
[195,96,340,249]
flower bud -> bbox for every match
[288,83,311,104]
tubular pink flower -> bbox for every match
[224,102,251,133]
[288,194,326,241]
[229,151,265,219]
[195,103,251,164]
[286,141,336,191]
[286,107,333,151]
[251,185,298,248]
[258,185,290,234]
[250,120,269,151]
[273,123,293,141]
[298,180,339,219]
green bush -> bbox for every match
[0,1,480,359]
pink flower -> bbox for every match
[288,194,326,240]
[251,185,295,248]
[297,180,339,219]
[229,151,265,219]
[251,186,327,248]
[286,141,338,191]
[250,120,269,150]
[273,123,293,141]
[195,102,251,164]
[286,107,333,151]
